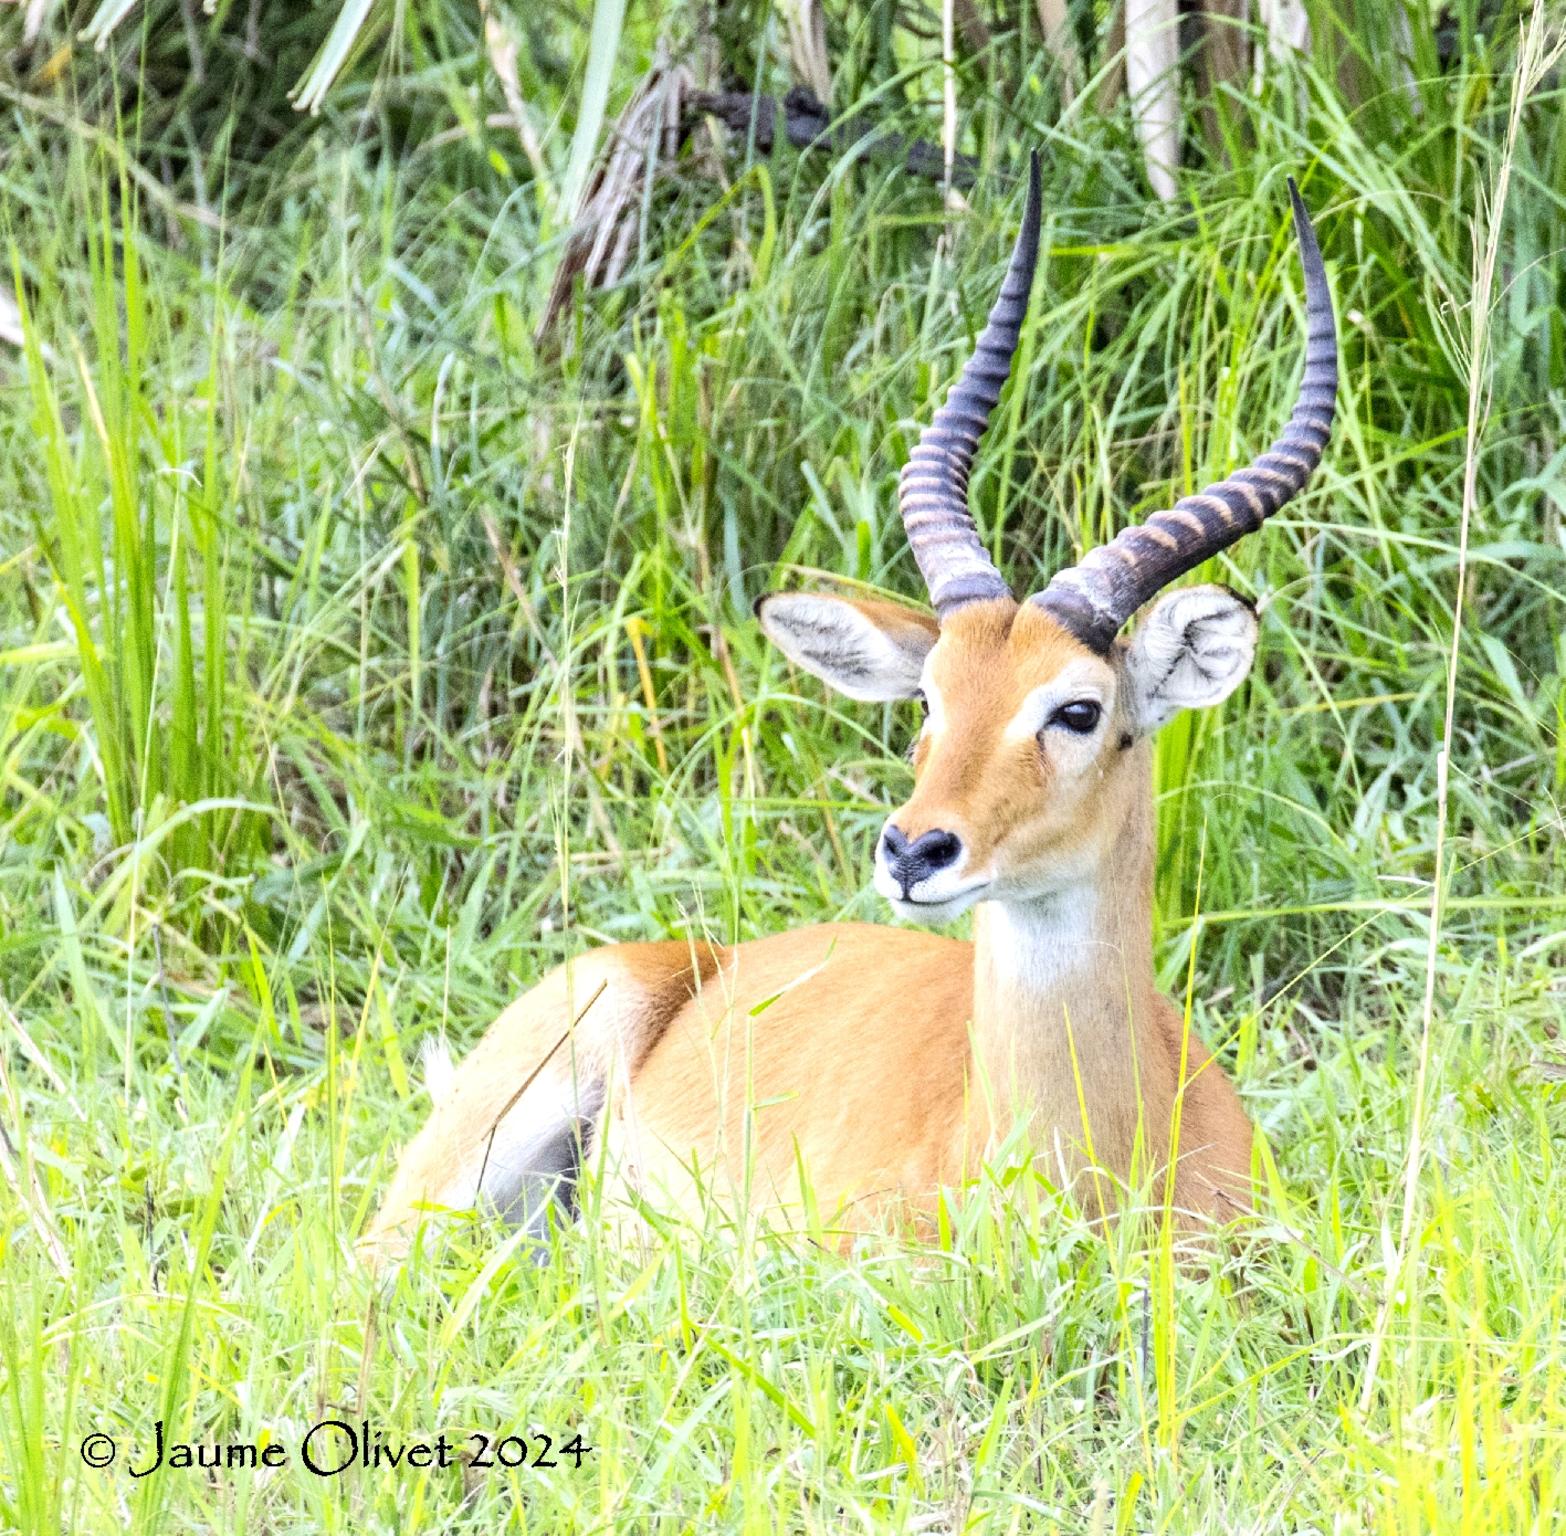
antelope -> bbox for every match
[362,157,1337,1265]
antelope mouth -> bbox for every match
[883,881,991,924]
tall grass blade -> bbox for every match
[559,0,629,220]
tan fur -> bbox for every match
[362,595,1256,1265]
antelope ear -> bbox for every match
[1122,585,1258,732]
[756,592,939,702]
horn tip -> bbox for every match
[1285,176,1318,251]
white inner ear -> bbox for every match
[757,593,935,702]
[1124,585,1259,732]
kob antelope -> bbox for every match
[364,157,1336,1263]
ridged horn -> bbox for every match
[1033,178,1337,652]
[898,150,1041,619]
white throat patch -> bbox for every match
[981,892,1109,994]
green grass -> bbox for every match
[3,2,1566,1529]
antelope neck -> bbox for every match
[967,770,1168,1177]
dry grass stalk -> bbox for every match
[1036,0,1081,99]
[1097,0,1127,111]
[1255,0,1310,82]
[480,0,550,190]
[941,0,964,217]
[780,0,834,107]
[24,0,59,46]
[538,58,692,342]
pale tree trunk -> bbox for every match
[1035,0,1080,99]
[1125,0,1180,201]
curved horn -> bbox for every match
[898,150,1041,619]
[1033,178,1337,652]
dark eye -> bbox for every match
[915,690,929,720]
[1049,700,1102,735]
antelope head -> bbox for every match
[759,155,1337,922]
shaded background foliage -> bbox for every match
[0,2,1564,1525]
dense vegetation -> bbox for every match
[2,0,1563,1529]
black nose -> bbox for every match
[880,824,963,896]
